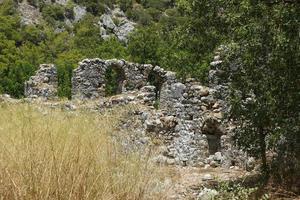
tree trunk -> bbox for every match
[259,127,269,181]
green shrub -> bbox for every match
[126,8,152,25]
[73,0,114,15]
[56,50,84,99]
[128,26,161,64]
[118,0,133,12]
[146,7,161,22]
[165,8,180,17]
[42,4,65,25]
[22,26,45,45]
[104,67,125,96]
[216,182,259,200]
[141,0,173,10]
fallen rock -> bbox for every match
[198,188,219,200]
[202,174,214,181]
[73,5,86,22]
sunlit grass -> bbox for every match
[0,103,163,200]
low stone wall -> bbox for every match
[24,64,58,99]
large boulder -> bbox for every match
[73,5,87,23]
[98,7,136,43]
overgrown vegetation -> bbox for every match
[0,0,299,194]
[0,103,163,199]
[0,0,214,98]
[226,1,299,191]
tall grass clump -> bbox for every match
[0,103,161,200]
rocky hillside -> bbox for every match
[1,0,186,99]
[16,0,175,43]
[17,0,140,43]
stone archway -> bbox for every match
[202,116,224,155]
[72,59,155,100]
[206,134,221,155]
[104,65,126,96]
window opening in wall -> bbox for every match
[147,71,164,109]
[104,66,125,96]
[206,134,221,155]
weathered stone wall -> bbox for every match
[24,64,58,99]
[155,77,228,166]
[72,59,161,99]
[25,56,250,168]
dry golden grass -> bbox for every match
[0,103,164,200]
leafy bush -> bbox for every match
[141,0,173,10]
[118,0,133,12]
[165,8,180,17]
[42,4,65,25]
[128,26,161,64]
[64,2,75,20]
[126,8,152,25]
[73,0,115,15]
[21,25,45,45]
[56,50,84,99]
[145,7,161,22]
[216,182,259,200]
[105,67,125,96]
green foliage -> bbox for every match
[222,0,300,183]
[118,0,133,12]
[21,25,46,45]
[96,38,129,59]
[42,4,65,25]
[128,26,161,64]
[72,14,102,57]
[104,67,125,96]
[0,0,16,16]
[73,0,115,15]
[126,8,153,25]
[0,0,35,97]
[145,7,161,22]
[56,51,84,99]
[216,182,259,200]
[141,0,174,10]
[128,11,211,81]
[0,0,129,98]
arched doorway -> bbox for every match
[202,117,223,155]
[104,65,126,96]
[147,71,164,109]
[206,134,221,155]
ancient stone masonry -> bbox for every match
[24,64,58,99]
[72,59,158,100]
[25,56,249,168]
[207,46,250,168]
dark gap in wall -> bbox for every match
[147,71,164,109]
[104,65,125,96]
[206,134,221,155]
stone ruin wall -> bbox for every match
[24,51,252,168]
[71,59,154,99]
[24,64,58,99]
